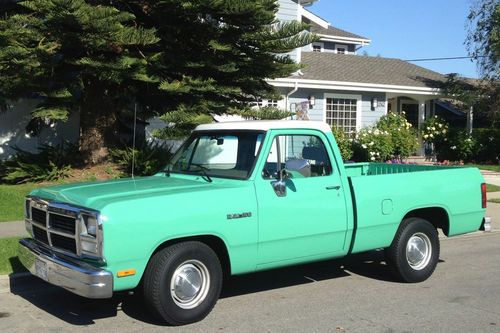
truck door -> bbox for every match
[255,129,349,265]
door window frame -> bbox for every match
[254,129,342,183]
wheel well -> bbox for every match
[403,207,450,236]
[151,235,231,277]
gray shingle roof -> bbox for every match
[309,22,369,41]
[297,52,446,88]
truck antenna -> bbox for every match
[131,103,137,179]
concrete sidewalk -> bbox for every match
[0,221,28,238]
[484,174,500,187]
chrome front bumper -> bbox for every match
[18,238,113,299]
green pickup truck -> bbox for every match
[19,121,490,325]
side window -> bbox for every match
[262,134,332,179]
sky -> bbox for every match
[307,0,479,78]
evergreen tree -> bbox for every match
[118,0,315,138]
[0,0,158,162]
[0,0,315,161]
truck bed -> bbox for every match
[345,162,458,178]
[343,163,485,254]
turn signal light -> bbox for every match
[481,183,487,209]
[117,269,136,278]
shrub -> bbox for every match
[1,142,77,184]
[353,127,393,162]
[331,127,353,161]
[110,142,173,176]
[421,116,449,146]
[377,112,419,159]
[472,128,500,163]
[435,129,476,162]
[352,112,418,162]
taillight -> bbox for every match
[481,183,487,209]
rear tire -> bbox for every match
[143,241,222,325]
[386,217,440,283]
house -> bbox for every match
[0,0,464,160]
[265,0,464,137]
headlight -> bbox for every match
[25,198,31,219]
[81,214,98,238]
[79,213,101,257]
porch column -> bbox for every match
[417,100,426,156]
[417,100,425,130]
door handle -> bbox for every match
[326,185,341,190]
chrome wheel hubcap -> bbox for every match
[170,260,210,309]
[406,232,432,270]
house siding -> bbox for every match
[361,92,387,127]
[277,0,300,62]
[0,99,80,160]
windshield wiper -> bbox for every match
[188,163,213,183]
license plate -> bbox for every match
[35,258,48,281]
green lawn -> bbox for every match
[489,198,500,204]
[486,184,500,193]
[0,237,27,275]
[468,164,500,173]
[0,184,39,222]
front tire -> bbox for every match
[386,217,440,283]
[143,241,222,325]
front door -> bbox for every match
[401,103,419,128]
[255,129,349,265]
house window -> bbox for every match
[326,98,358,135]
[267,99,279,107]
[335,44,348,54]
[312,43,324,53]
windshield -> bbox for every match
[167,130,265,180]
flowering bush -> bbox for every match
[377,112,419,159]
[331,127,353,161]
[473,128,500,163]
[352,112,419,162]
[421,116,449,145]
[353,127,393,161]
[435,129,476,162]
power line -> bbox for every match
[405,55,486,62]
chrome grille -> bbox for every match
[32,225,49,245]
[26,198,79,256]
[51,233,77,253]
[49,213,76,234]
[25,196,103,260]
[31,207,47,225]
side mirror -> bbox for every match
[271,169,289,197]
[272,179,287,197]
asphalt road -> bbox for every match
[0,231,499,333]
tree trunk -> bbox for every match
[79,81,119,164]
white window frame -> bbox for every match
[324,93,362,133]
[312,42,324,53]
[334,44,348,54]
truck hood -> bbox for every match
[30,175,220,211]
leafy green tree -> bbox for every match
[467,0,500,79]
[440,73,499,128]
[117,0,315,138]
[0,0,315,162]
[0,0,158,163]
